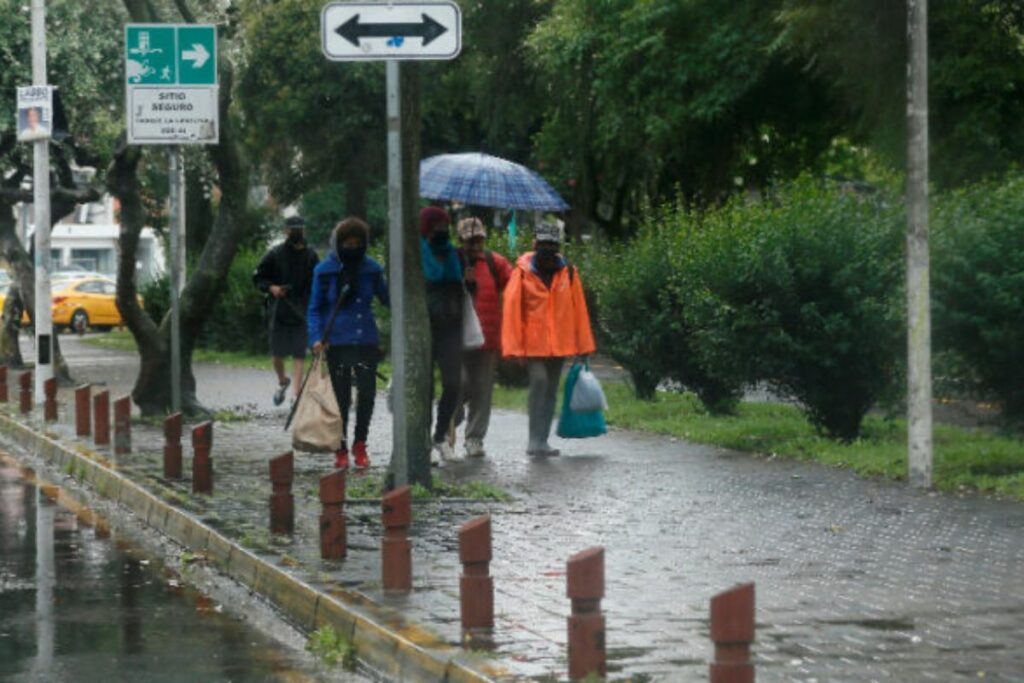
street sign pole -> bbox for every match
[31,0,53,401]
[168,147,183,413]
[386,60,408,486]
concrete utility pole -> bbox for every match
[387,60,408,484]
[907,0,933,488]
[167,148,184,413]
[31,0,53,401]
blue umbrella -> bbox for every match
[419,152,569,211]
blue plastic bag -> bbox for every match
[556,362,607,439]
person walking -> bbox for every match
[455,217,512,458]
[501,219,596,456]
[420,206,464,466]
[308,218,389,470]
[253,215,319,406]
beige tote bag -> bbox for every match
[291,353,343,453]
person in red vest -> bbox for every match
[501,219,596,456]
[455,217,512,458]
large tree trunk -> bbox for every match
[108,61,250,417]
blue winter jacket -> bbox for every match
[307,254,389,347]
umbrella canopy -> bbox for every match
[419,153,569,211]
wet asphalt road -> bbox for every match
[21,334,1024,681]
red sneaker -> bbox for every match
[334,446,349,470]
[352,441,370,469]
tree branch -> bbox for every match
[0,186,102,205]
[172,0,197,23]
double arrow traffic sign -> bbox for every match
[322,1,461,61]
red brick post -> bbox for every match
[567,547,606,681]
[93,390,110,446]
[459,514,494,632]
[43,377,57,422]
[709,583,755,683]
[319,469,346,559]
[163,412,183,479]
[381,486,412,591]
[113,396,131,454]
[18,371,31,414]
[269,451,295,535]
[74,385,91,436]
[191,421,213,494]
[0,365,8,403]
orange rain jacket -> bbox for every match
[501,252,597,358]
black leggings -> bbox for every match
[431,321,463,443]
[326,345,378,446]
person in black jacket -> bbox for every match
[253,215,319,406]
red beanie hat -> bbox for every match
[418,206,451,237]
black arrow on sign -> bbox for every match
[335,13,448,47]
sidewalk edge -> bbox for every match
[0,413,509,683]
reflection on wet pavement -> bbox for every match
[0,461,359,683]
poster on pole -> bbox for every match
[16,85,54,142]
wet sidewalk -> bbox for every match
[14,336,1024,681]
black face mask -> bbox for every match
[338,246,366,264]
[286,230,305,246]
[536,249,560,272]
[430,231,450,248]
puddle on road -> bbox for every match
[0,458,364,683]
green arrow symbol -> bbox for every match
[182,43,210,69]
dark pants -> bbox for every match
[431,320,463,444]
[326,345,378,446]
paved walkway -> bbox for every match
[21,335,1024,681]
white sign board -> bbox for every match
[16,85,54,142]
[322,1,461,61]
[125,24,219,145]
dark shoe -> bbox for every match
[273,377,291,406]
[352,441,370,469]
[334,446,349,470]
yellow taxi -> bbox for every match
[0,277,137,333]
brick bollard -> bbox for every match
[459,514,494,632]
[74,385,91,436]
[18,371,31,415]
[113,396,131,454]
[0,365,8,403]
[319,469,346,559]
[269,451,295,535]
[191,421,213,494]
[567,547,606,681]
[43,377,58,422]
[381,486,412,591]
[709,583,755,683]
[163,412,183,479]
[93,390,110,446]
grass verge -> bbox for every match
[492,380,1024,501]
[83,330,267,369]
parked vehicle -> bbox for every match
[0,277,141,333]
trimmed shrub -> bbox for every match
[696,179,905,440]
[933,174,1024,422]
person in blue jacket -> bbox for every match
[308,217,389,470]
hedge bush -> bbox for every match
[933,174,1024,422]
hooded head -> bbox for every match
[331,217,369,264]
[419,206,452,248]
[283,215,306,247]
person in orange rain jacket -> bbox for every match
[501,218,596,456]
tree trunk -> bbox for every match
[0,202,27,368]
[344,143,369,220]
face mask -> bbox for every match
[430,231,450,248]
[338,246,366,264]
[536,248,559,272]
[286,230,304,246]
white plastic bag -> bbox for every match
[462,288,485,350]
[291,354,343,452]
[570,365,608,413]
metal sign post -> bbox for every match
[168,147,183,413]
[323,1,461,485]
[31,0,53,402]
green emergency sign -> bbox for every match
[125,25,217,86]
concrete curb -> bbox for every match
[0,413,509,683]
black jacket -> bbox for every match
[253,242,319,326]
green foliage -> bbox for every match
[306,625,357,669]
[693,179,905,440]
[933,174,1024,422]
